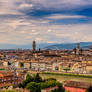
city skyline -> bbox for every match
[0,0,92,46]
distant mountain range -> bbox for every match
[43,42,92,50]
[0,42,92,50]
[0,43,54,49]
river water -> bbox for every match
[40,74,92,83]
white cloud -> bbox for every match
[0,0,92,46]
[19,3,33,9]
[0,16,92,44]
[0,0,92,15]
[29,0,92,10]
[0,0,23,15]
[48,29,52,32]
[6,19,31,29]
[46,14,86,19]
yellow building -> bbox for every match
[86,64,92,73]
[3,61,8,67]
[82,61,87,64]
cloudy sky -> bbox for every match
[0,0,92,45]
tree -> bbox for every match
[26,82,41,92]
[64,68,70,73]
[26,74,34,82]
[20,62,24,68]
[40,80,59,89]
[52,83,65,92]
[34,73,42,83]
[87,86,92,92]
[19,73,65,92]
[57,84,65,92]
[19,74,34,88]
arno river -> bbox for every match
[40,73,92,83]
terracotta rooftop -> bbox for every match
[0,71,13,77]
[64,80,92,89]
[0,83,12,88]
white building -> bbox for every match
[31,62,46,71]
[24,62,31,69]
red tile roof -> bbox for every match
[64,81,92,89]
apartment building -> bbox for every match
[0,71,24,89]
[63,80,92,92]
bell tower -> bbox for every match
[76,43,80,55]
[32,40,36,52]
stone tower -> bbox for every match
[32,40,36,52]
[76,43,80,55]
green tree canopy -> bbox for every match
[19,74,34,88]
[26,82,41,92]
[34,73,42,83]
[19,73,65,92]
[51,83,65,92]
